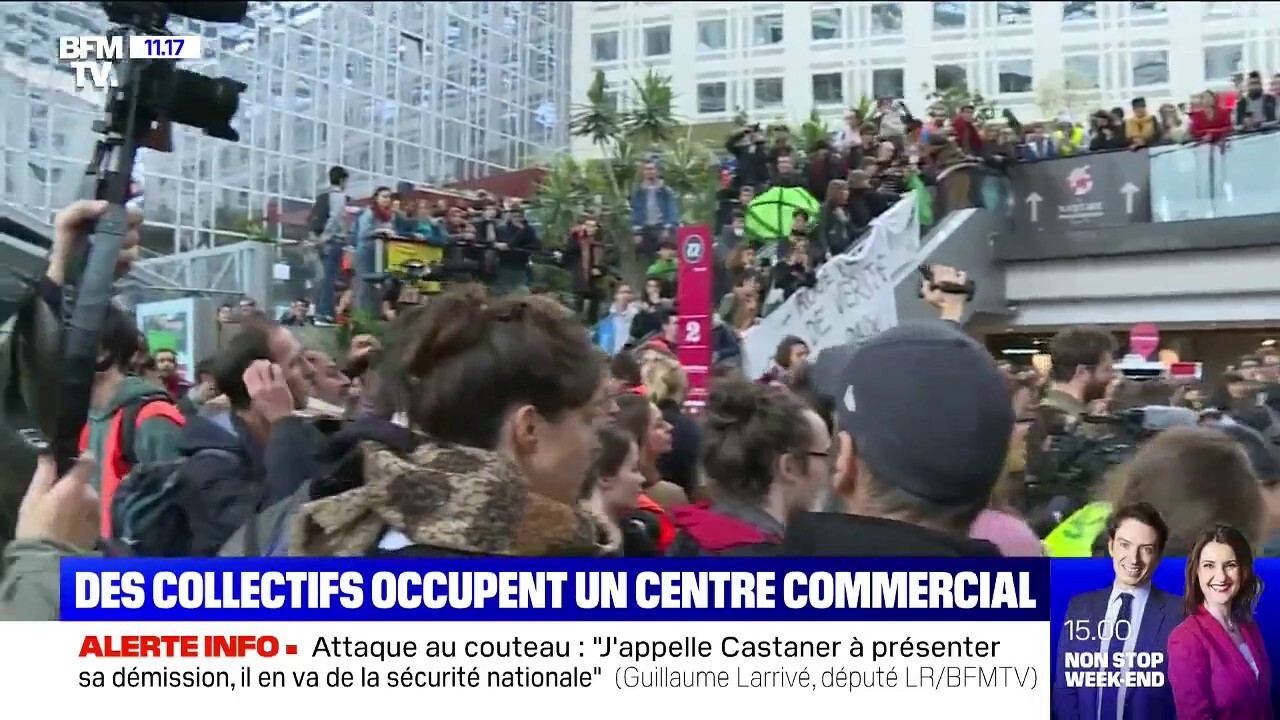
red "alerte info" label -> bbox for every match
[78,635,297,658]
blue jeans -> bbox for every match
[313,240,344,318]
[353,242,378,315]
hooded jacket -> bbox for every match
[289,438,609,557]
[179,411,320,556]
[81,376,185,536]
[668,499,784,556]
[779,511,1002,556]
[82,376,184,492]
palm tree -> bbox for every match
[624,70,679,147]
[540,69,721,289]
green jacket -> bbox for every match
[0,539,93,620]
[83,376,185,492]
[646,257,677,284]
[1040,388,1087,418]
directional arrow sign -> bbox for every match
[1120,182,1140,215]
[1025,191,1042,223]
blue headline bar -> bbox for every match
[60,558,1051,622]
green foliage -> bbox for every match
[851,94,875,124]
[534,70,723,288]
[335,309,385,351]
[800,109,831,153]
[923,82,1000,124]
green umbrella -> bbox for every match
[744,185,820,244]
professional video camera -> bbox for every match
[1026,405,1198,535]
[5,1,248,474]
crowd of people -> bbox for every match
[0,198,1277,637]
[4,66,1280,635]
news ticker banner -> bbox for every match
[18,558,1046,717]
[1,558,1273,718]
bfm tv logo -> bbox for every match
[58,36,124,90]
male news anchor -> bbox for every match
[1053,502,1183,720]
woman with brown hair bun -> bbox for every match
[289,285,612,557]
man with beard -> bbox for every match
[1025,326,1116,515]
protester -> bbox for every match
[290,288,610,556]
[307,165,348,325]
[1189,90,1234,142]
[178,321,319,556]
[82,304,185,538]
[641,353,700,497]
[780,321,1013,556]
[588,423,649,557]
[630,161,679,264]
[669,379,827,557]
[1235,70,1277,130]
[1105,426,1263,555]
[351,186,396,313]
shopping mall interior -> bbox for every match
[984,325,1280,379]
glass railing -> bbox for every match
[1149,130,1280,222]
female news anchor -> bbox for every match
[1167,524,1273,720]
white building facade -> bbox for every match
[571,1,1280,153]
[3,2,571,253]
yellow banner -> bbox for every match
[385,240,443,294]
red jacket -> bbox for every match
[950,115,982,154]
[1189,107,1233,143]
[668,501,782,555]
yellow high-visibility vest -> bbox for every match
[1044,502,1112,557]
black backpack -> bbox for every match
[306,191,331,237]
[109,448,239,557]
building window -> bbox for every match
[1129,1,1166,14]
[753,77,784,109]
[643,25,671,57]
[811,8,842,41]
[1063,1,1097,21]
[591,31,619,62]
[998,59,1034,93]
[1203,2,1239,17]
[1131,50,1169,86]
[1064,55,1101,89]
[933,2,966,29]
[870,3,903,35]
[872,68,904,99]
[812,72,843,105]
[696,81,728,114]
[697,19,727,52]
[997,1,1031,25]
[753,13,784,46]
[1203,45,1242,81]
[935,64,967,92]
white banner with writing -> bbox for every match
[743,197,922,378]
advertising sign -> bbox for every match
[134,298,197,376]
[1010,151,1151,237]
[676,225,712,410]
[385,239,444,293]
